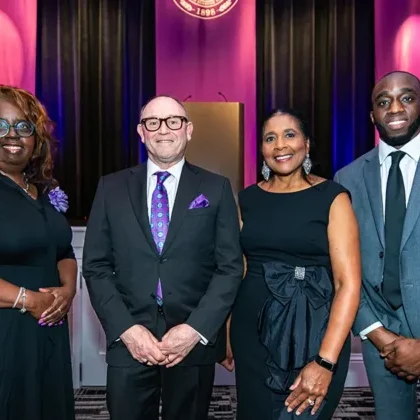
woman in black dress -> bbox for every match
[0,85,76,419]
[230,109,361,419]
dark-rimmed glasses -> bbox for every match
[140,116,188,132]
[0,118,35,138]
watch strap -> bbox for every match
[315,354,336,372]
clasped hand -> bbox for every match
[121,324,201,368]
[38,286,75,326]
[285,361,333,416]
[26,286,75,326]
[380,337,420,381]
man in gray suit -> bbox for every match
[334,71,420,419]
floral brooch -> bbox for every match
[48,187,69,213]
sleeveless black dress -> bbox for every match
[231,181,351,420]
[0,174,75,420]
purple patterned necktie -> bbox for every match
[150,171,170,305]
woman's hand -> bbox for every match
[25,291,55,320]
[220,340,235,372]
[285,361,333,416]
[38,286,76,326]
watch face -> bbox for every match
[321,359,333,368]
[316,355,335,371]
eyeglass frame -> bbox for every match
[139,116,189,132]
[0,118,35,138]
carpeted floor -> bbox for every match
[74,386,389,419]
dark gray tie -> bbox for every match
[382,151,406,309]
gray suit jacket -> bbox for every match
[334,147,420,338]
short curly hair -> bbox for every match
[0,85,58,192]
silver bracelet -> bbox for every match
[12,287,23,309]
[20,288,27,314]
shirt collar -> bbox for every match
[147,158,185,181]
[378,131,420,165]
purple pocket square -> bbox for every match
[189,194,210,209]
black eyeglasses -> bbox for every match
[140,116,188,132]
[0,118,35,138]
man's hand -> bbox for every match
[367,326,399,351]
[120,325,166,365]
[158,324,201,368]
[380,338,420,381]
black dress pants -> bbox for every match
[106,309,215,420]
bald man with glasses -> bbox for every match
[83,95,243,420]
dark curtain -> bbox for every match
[256,0,375,179]
[36,0,155,221]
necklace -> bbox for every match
[22,174,30,194]
[0,170,30,194]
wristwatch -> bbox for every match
[315,355,336,372]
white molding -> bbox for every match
[72,226,87,232]
[346,353,369,387]
[70,227,86,388]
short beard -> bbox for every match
[374,115,420,147]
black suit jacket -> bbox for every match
[82,161,243,366]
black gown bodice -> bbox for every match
[0,174,74,271]
[239,181,348,273]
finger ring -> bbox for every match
[308,399,315,406]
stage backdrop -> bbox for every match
[155,0,256,187]
[256,0,375,178]
[36,0,156,220]
[0,0,37,92]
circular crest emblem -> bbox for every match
[173,0,238,20]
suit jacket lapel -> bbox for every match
[363,149,385,248]
[401,160,420,250]
[127,164,159,256]
[161,163,202,255]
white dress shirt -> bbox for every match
[359,132,420,340]
[147,158,185,219]
[147,158,208,345]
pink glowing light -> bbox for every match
[0,10,24,86]
[394,15,420,77]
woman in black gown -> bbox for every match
[230,109,361,419]
[0,85,76,419]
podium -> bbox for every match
[183,102,243,385]
[183,102,244,197]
